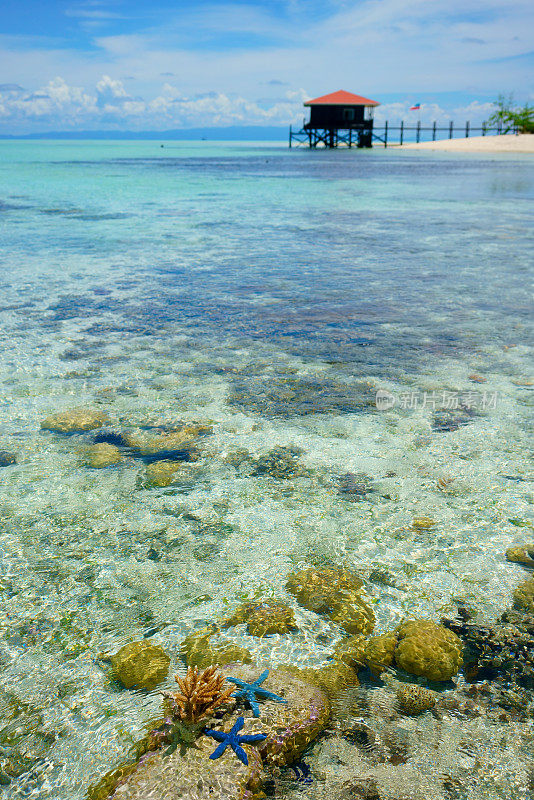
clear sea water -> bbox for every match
[0,140,533,797]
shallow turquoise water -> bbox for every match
[0,140,532,797]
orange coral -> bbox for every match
[163,665,235,723]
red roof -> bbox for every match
[304,89,380,107]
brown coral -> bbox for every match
[507,546,534,569]
[394,620,463,681]
[222,600,297,637]
[285,567,375,635]
[514,576,534,612]
[180,626,253,669]
[110,641,170,690]
[163,665,235,723]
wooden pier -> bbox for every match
[371,120,516,147]
[290,114,516,149]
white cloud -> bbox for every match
[0,77,309,130]
[0,77,96,122]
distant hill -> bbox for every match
[0,126,289,141]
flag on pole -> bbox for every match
[410,103,421,111]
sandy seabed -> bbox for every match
[399,133,534,153]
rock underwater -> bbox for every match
[93,734,266,800]
[83,443,122,468]
[87,663,331,800]
[41,407,109,433]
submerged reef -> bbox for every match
[223,664,331,769]
[393,620,463,682]
[41,407,109,433]
[82,442,122,468]
[285,567,375,635]
[432,402,477,432]
[222,600,297,637]
[89,732,266,800]
[122,430,199,459]
[252,446,307,480]
[514,577,534,611]
[87,661,331,799]
[444,609,534,691]
[335,632,397,675]
[334,472,375,500]
[382,675,437,716]
[228,374,374,417]
[180,626,253,669]
[141,459,185,488]
[109,641,170,690]
[411,516,436,530]
[506,545,534,568]
[292,660,360,699]
[334,621,462,682]
[0,450,16,467]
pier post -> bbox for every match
[465,121,470,138]
[400,120,404,145]
[432,121,436,141]
[416,121,421,143]
[449,121,454,139]
[289,125,292,148]
[384,120,388,148]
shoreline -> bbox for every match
[395,133,534,153]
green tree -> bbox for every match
[487,94,534,133]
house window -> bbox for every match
[343,108,355,122]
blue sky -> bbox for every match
[0,0,532,132]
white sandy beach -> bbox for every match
[399,133,534,153]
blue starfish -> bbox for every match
[227,669,287,717]
[204,717,267,765]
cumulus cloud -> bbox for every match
[0,77,96,124]
[0,76,309,130]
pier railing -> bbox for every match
[373,120,518,147]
